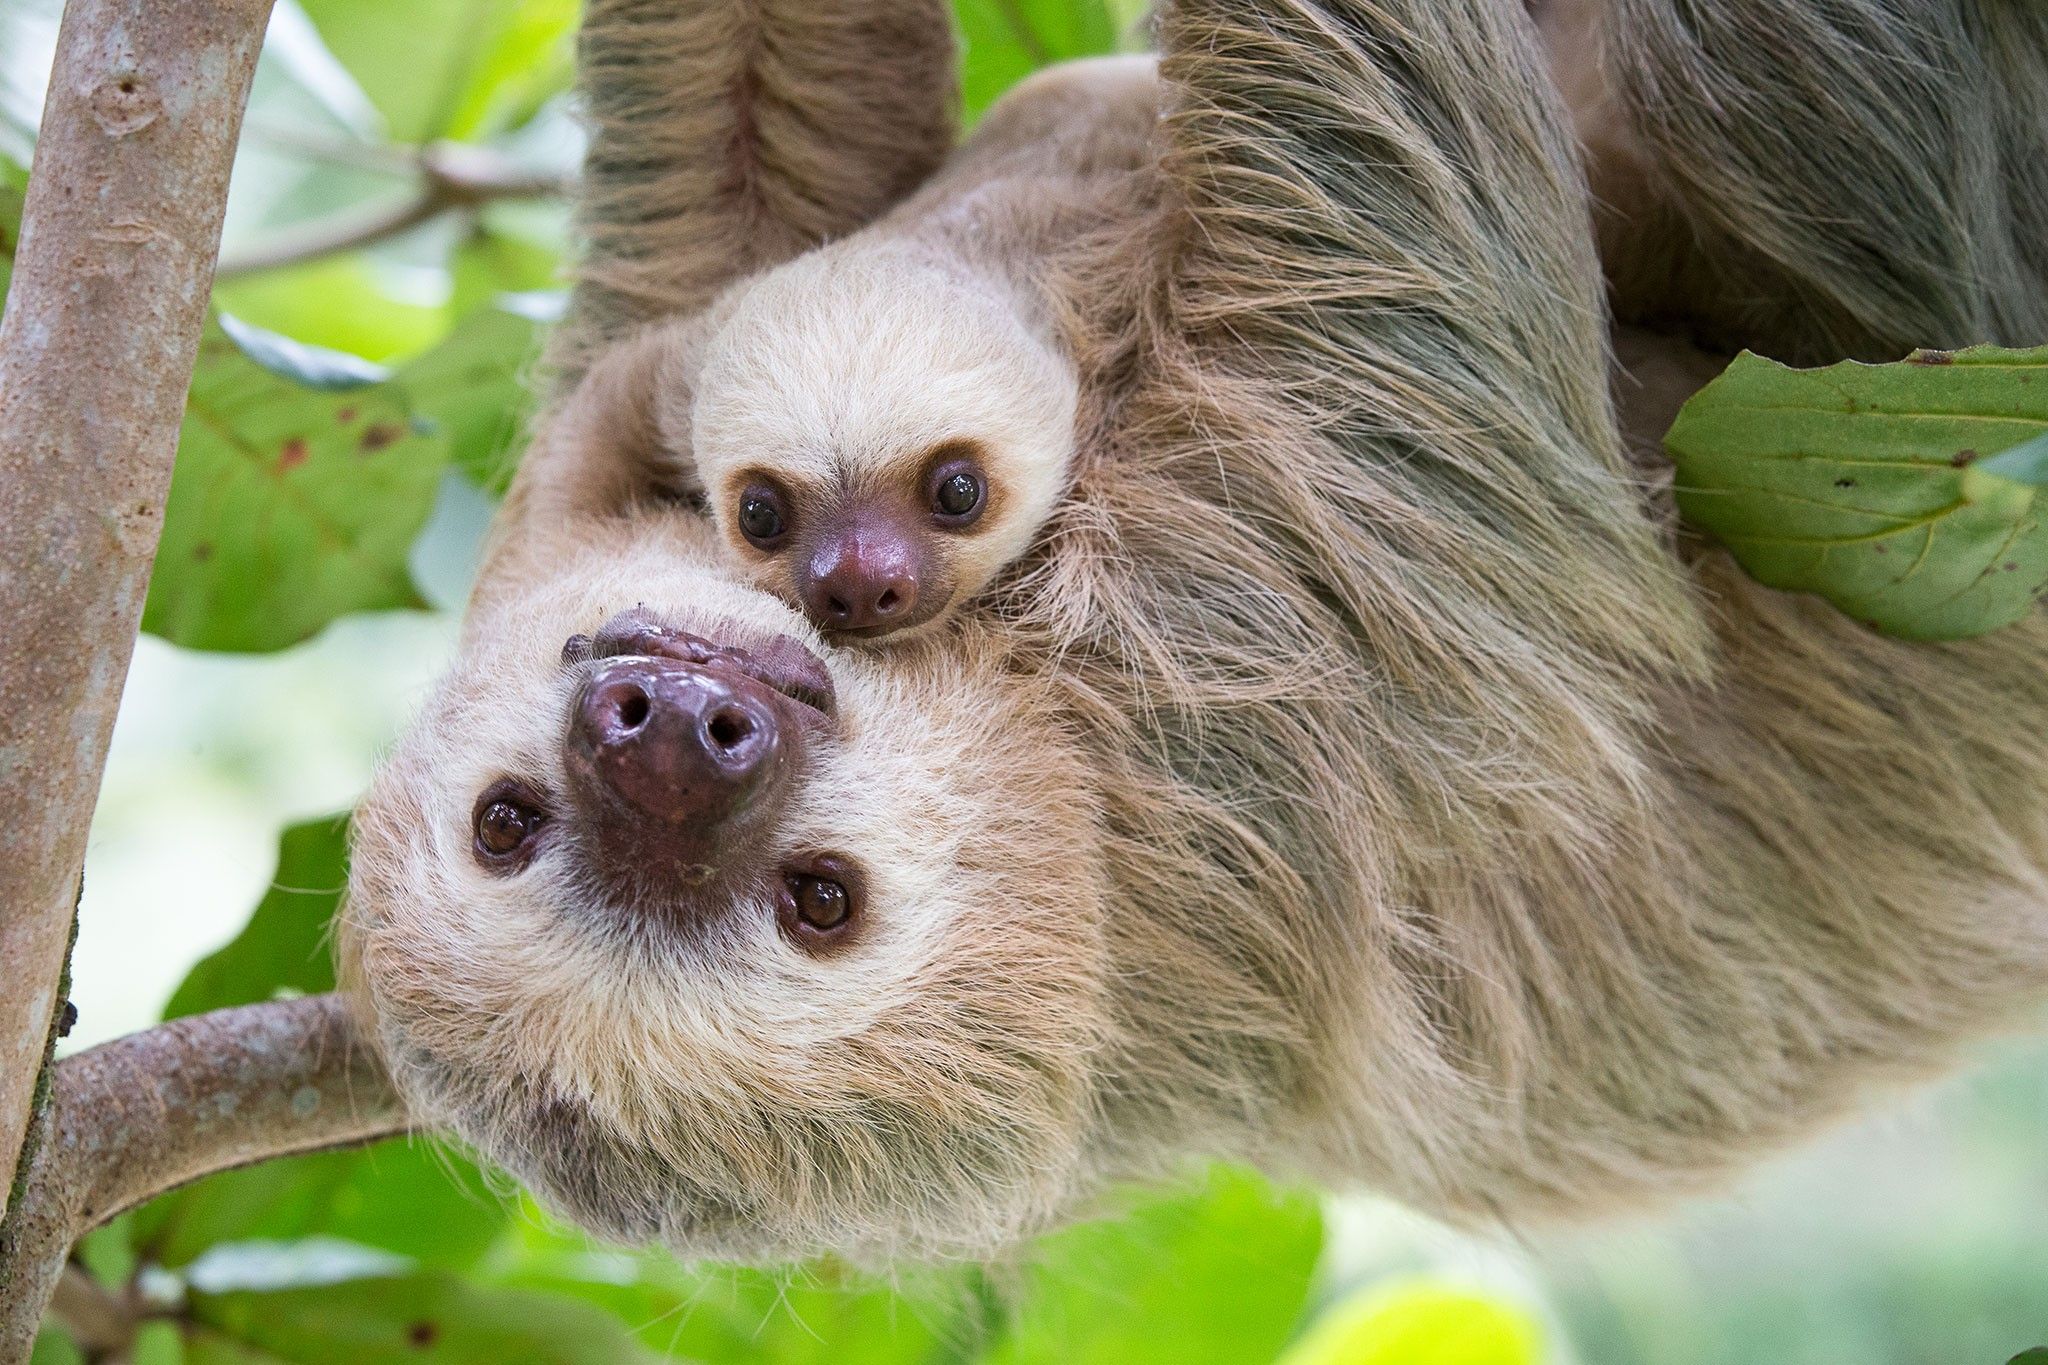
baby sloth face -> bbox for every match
[686,248,1080,642]
[340,516,1111,1262]
[726,437,998,637]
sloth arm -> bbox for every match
[547,0,960,385]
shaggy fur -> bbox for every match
[1538,0,2048,364]
[547,0,960,384]
[342,0,2048,1264]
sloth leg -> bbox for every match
[550,0,960,382]
[1142,0,1703,674]
[1557,0,2048,363]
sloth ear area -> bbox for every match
[520,321,711,523]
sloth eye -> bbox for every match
[927,452,987,527]
[934,471,983,518]
[778,853,862,947]
[737,484,789,548]
[792,876,849,930]
[472,781,547,870]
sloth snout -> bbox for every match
[564,656,793,883]
[799,511,925,633]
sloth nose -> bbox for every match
[565,656,787,833]
[799,516,921,632]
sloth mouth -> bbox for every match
[565,608,837,720]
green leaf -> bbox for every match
[213,256,450,367]
[513,1263,968,1364]
[980,1166,1324,1365]
[436,0,580,141]
[186,1273,656,1364]
[138,817,507,1270]
[144,316,445,652]
[1276,1280,1546,1365]
[397,296,551,495]
[1667,345,2048,641]
[298,0,577,145]
[491,1210,973,1363]
[953,0,1119,118]
[1,151,24,306]
[448,223,562,325]
[163,816,349,1020]
[28,1330,84,1365]
[132,1139,507,1272]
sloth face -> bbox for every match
[341,516,1109,1261]
[686,246,1079,642]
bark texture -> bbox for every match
[0,0,278,1214]
[0,996,405,1364]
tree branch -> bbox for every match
[0,996,406,1364]
[0,0,278,1219]
[215,141,571,279]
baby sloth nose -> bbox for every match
[799,513,921,632]
[565,656,787,846]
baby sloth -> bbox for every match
[667,249,1077,641]
[569,58,1160,641]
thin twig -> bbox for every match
[45,1265,133,1356]
[215,140,570,278]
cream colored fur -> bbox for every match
[342,0,2048,1264]
[567,56,1160,635]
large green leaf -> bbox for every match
[980,1166,1324,1365]
[953,0,1120,118]
[164,815,349,1020]
[1277,1280,1546,1365]
[1668,346,2048,640]
[398,295,551,494]
[185,1273,655,1364]
[213,256,450,366]
[144,316,444,652]
[131,1139,507,1273]
[506,1264,969,1364]
[298,0,577,145]
[493,1212,972,1363]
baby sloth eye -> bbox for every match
[793,877,849,929]
[472,781,548,871]
[926,451,988,528]
[737,483,790,549]
[934,472,982,518]
[777,853,863,948]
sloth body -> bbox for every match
[571,56,1161,640]
[343,0,2048,1265]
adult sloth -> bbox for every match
[340,0,2048,1263]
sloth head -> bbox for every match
[339,514,1109,1261]
[581,245,1080,644]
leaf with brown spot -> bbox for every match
[144,314,445,652]
[359,421,404,454]
[1668,345,2048,640]
[394,297,550,495]
[183,1273,656,1363]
